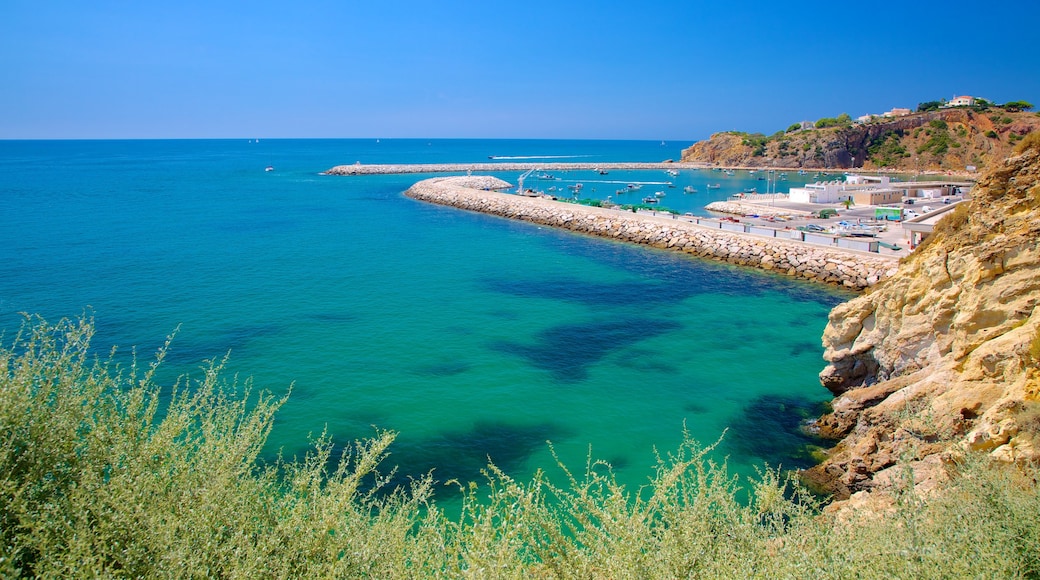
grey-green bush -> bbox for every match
[2,316,1038,578]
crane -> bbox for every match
[516,167,540,196]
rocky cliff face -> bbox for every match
[804,141,1040,500]
[681,108,1040,174]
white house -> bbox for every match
[883,108,912,118]
[944,95,976,108]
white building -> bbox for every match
[883,108,912,117]
[944,95,976,108]
[845,174,891,186]
[788,175,894,204]
[788,181,853,204]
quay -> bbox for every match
[323,161,710,175]
[401,176,898,290]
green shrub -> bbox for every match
[1014,131,1040,154]
[2,315,1039,577]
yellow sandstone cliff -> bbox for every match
[805,136,1040,499]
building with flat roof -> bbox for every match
[944,95,976,108]
[789,174,898,205]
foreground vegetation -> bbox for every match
[2,316,1039,577]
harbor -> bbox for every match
[404,175,898,290]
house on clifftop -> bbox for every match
[943,95,976,108]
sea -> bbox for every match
[0,138,853,504]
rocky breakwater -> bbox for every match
[405,176,895,290]
[805,139,1040,502]
[325,161,707,175]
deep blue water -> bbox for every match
[0,139,851,502]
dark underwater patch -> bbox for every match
[683,402,709,415]
[337,420,571,500]
[788,341,822,358]
[163,322,284,366]
[491,317,682,383]
[723,394,830,471]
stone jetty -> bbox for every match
[324,161,708,175]
[404,176,898,290]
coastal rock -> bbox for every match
[804,142,1040,500]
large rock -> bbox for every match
[804,143,1040,500]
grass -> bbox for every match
[2,315,1039,577]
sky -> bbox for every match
[2,0,1038,141]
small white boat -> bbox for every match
[684,186,697,194]
[706,183,721,189]
[264,166,274,172]
[626,184,643,191]
[665,169,679,177]
[642,196,659,204]
[654,191,666,197]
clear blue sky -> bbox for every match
[2,0,1037,140]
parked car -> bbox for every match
[903,198,915,205]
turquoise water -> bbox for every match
[0,139,852,501]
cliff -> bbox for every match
[681,108,1040,174]
[804,137,1040,500]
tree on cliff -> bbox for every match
[1003,100,1035,112]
